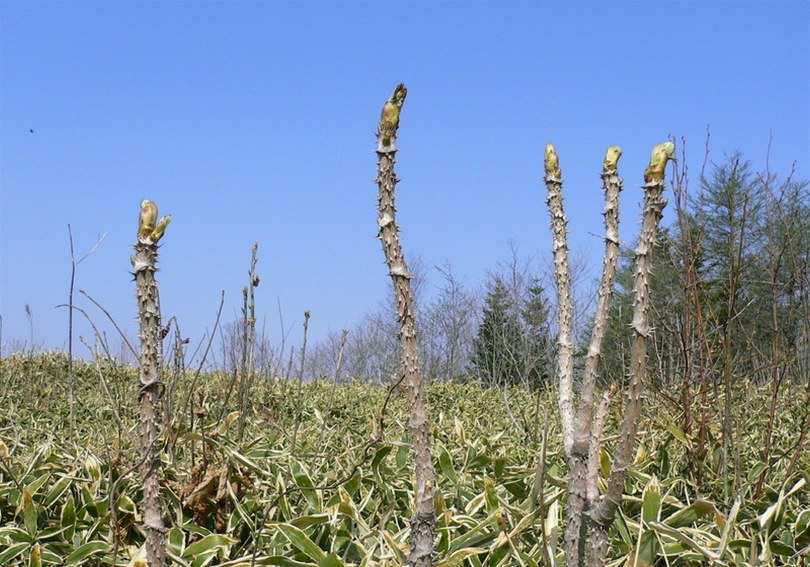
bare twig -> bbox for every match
[79,290,138,359]
[291,310,311,455]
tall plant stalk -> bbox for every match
[375,83,436,567]
[66,225,106,441]
[238,241,260,443]
[131,199,171,566]
[545,143,674,566]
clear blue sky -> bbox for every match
[2,1,809,356]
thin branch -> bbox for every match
[79,290,138,359]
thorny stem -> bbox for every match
[577,147,623,454]
[544,144,587,565]
[545,143,672,566]
[131,199,171,566]
[544,144,575,460]
[586,143,673,564]
[376,83,436,567]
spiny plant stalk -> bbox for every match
[545,143,674,566]
[131,199,171,566]
[543,144,576,459]
[375,83,436,567]
[546,144,625,563]
[585,141,674,563]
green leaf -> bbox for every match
[667,424,689,446]
[117,494,137,515]
[663,500,716,528]
[599,447,612,478]
[65,541,108,564]
[38,546,63,564]
[28,543,41,567]
[484,480,498,511]
[794,509,810,547]
[395,444,409,469]
[229,448,268,476]
[23,488,38,537]
[290,514,330,529]
[0,542,29,564]
[493,457,506,479]
[60,494,76,542]
[6,526,34,543]
[191,548,220,567]
[43,474,73,508]
[632,530,660,567]
[746,461,766,484]
[717,498,740,557]
[641,476,661,524]
[448,509,500,551]
[227,481,255,528]
[271,522,328,563]
[371,445,392,471]
[28,472,52,495]
[439,448,459,485]
[229,557,316,567]
[169,526,186,556]
[649,522,717,560]
[183,534,237,558]
[318,553,345,567]
[291,462,322,512]
[759,477,806,533]
[434,547,487,567]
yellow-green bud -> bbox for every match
[151,215,172,243]
[544,143,561,177]
[138,200,158,241]
[603,146,622,171]
[644,141,676,183]
[379,83,407,147]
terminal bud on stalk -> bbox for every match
[603,146,623,170]
[644,141,676,183]
[138,199,171,244]
[378,83,407,149]
[544,143,561,177]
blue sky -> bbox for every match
[2,1,809,356]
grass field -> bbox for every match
[0,351,808,566]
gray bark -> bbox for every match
[545,145,669,566]
[132,202,169,566]
[375,85,436,567]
